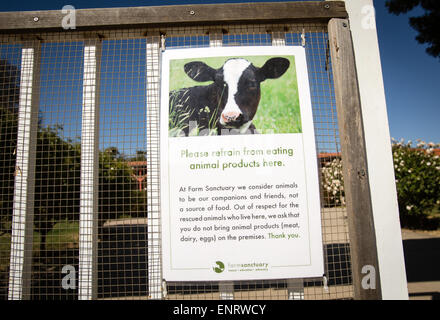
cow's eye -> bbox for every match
[247,86,257,92]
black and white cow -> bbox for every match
[169,57,290,136]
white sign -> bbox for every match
[160,46,323,281]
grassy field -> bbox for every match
[44,220,79,251]
[169,55,302,134]
[0,234,11,273]
[0,220,79,273]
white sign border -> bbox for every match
[160,46,323,281]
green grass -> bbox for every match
[0,220,80,272]
[44,220,79,251]
[169,55,301,134]
[0,234,11,272]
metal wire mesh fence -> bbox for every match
[0,43,22,300]
[98,38,148,299]
[31,41,83,300]
[0,20,352,300]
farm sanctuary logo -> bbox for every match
[213,261,225,273]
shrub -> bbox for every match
[319,138,440,230]
[392,139,440,229]
[321,157,345,207]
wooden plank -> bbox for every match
[328,18,382,300]
[343,0,408,299]
[0,1,347,32]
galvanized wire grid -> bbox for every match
[97,38,148,299]
[32,41,83,300]
[161,23,352,300]
[0,43,22,300]
[0,21,352,300]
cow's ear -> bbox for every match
[184,61,217,82]
[258,58,290,81]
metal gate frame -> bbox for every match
[0,0,406,300]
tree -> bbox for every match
[34,134,149,252]
[34,125,81,253]
[385,0,440,59]
[34,138,148,252]
[0,60,147,254]
[133,150,147,162]
[0,59,147,251]
[98,147,147,235]
[0,59,19,236]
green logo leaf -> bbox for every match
[213,261,225,273]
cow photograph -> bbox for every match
[168,55,301,137]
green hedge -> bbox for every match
[392,139,440,229]
[320,139,440,230]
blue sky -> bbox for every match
[0,0,439,145]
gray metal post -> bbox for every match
[146,35,163,299]
[78,43,101,300]
[8,45,40,300]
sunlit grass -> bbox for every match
[44,220,79,250]
[0,220,80,272]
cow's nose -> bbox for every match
[221,111,242,123]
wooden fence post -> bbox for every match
[328,18,382,300]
